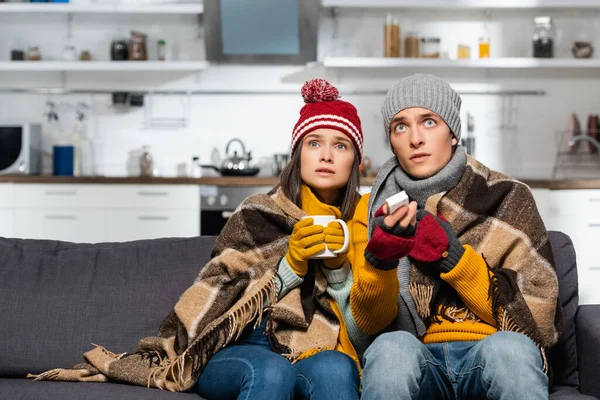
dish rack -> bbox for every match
[553,131,600,179]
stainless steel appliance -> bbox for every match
[0,123,42,175]
[200,185,274,235]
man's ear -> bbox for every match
[451,136,458,146]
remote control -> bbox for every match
[385,191,409,214]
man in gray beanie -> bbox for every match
[326,74,562,399]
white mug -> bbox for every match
[301,215,350,259]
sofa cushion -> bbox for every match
[0,236,216,378]
[0,379,204,400]
[547,231,580,389]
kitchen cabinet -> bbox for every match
[546,190,600,304]
[10,184,199,243]
[530,188,551,227]
[12,184,105,242]
[103,185,199,242]
[105,210,198,242]
[13,209,105,243]
[0,183,14,237]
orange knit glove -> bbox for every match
[286,218,326,277]
[322,221,348,269]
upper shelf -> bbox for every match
[281,57,600,82]
[321,57,600,69]
[0,3,204,14]
[322,0,600,9]
[0,61,209,72]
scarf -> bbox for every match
[28,186,344,391]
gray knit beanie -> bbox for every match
[382,73,462,141]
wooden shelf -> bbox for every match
[322,0,600,9]
[0,61,209,72]
[0,3,203,14]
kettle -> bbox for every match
[202,138,260,176]
[221,138,253,171]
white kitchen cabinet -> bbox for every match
[12,184,105,242]
[13,184,105,209]
[13,209,105,243]
[0,210,14,238]
[104,185,199,241]
[104,185,199,210]
[530,188,551,227]
[547,190,600,304]
[0,183,14,238]
[105,210,199,242]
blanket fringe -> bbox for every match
[149,275,278,391]
[409,282,433,320]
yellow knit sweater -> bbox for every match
[295,185,360,365]
[350,193,498,343]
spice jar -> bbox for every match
[80,50,92,61]
[533,16,554,58]
[26,46,41,61]
[421,37,440,58]
[404,32,420,58]
[129,31,148,61]
[384,14,400,58]
[457,44,470,59]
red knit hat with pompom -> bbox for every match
[291,79,363,161]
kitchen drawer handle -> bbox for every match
[138,216,169,221]
[588,223,600,227]
[45,191,77,196]
[44,215,77,220]
[589,198,600,202]
[137,191,169,197]
[589,266,600,270]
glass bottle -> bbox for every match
[384,14,401,58]
[533,16,554,58]
[157,39,166,61]
[404,32,420,58]
[478,36,490,58]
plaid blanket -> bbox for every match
[28,187,341,391]
[411,155,563,352]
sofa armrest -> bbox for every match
[576,305,600,398]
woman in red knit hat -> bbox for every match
[193,78,364,399]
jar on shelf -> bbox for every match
[129,31,148,61]
[26,46,41,61]
[384,14,400,58]
[80,50,92,61]
[421,37,440,58]
[61,45,78,61]
[404,32,420,58]
[533,16,554,58]
[457,43,471,59]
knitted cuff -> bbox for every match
[365,250,399,271]
[439,238,465,273]
[373,215,416,238]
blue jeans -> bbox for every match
[196,319,360,400]
[361,331,548,400]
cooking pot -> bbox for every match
[201,138,260,176]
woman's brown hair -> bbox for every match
[279,138,361,221]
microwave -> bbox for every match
[0,124,42,175]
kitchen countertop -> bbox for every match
[1,175,600,189]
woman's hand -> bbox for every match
[286,218,326,277]
[322,221,348,269]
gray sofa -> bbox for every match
[0,231,599,399]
